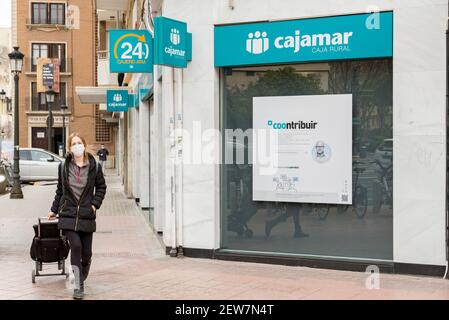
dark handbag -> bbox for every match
[30,234,70,262]
[30,218,70,262]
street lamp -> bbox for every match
[45,86,56,153]
[0,90,5,115]
[0,129,5,160]
[8,46,24,199]
[60,103,68,157]
[6,97,11,113]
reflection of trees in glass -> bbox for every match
[225,67,324,131]
[328,59,393,149]
[223,67,325,235]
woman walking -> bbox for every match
[48,133,107,299]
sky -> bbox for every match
[0,0,11,28]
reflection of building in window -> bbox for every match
[362,105,393,129]
[222,59,393,259]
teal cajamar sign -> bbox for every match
[107,90,129,112]
[214,12,393,67]
[109,30,153,73]
[154,16,188,68]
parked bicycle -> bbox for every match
[337,161,368,218]
[371,159,392,214]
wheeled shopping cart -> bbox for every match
[30,217,70,283]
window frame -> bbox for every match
[31,2,66,25]
[19,150,32,161]
[31,81,67,111]
[30,150,53,162]
[49,3,65,25]
[31,42,67,72]
[219,60,394,261]
[31,2,48,24]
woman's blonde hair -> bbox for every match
[67,132,88,161]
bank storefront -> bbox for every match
[214,12,397,268]
[154,0,448,276]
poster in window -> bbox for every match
[252,94,352,204]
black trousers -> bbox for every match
[64,230,93,285]
[267,203,303,232]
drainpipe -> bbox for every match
[169,67,178,257]
[445,17,449,280]
[176,68,184,257]
[169,68,184,257]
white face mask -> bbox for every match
[71,144,85,157]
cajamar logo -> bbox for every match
[246,31,269,54]
[113,33,149,69]
[170,28,181,45]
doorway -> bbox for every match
[31,127,47,150]
[31,127,63,155]
[53,128,63,156]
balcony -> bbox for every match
[25,97,74,114]
[97,0,129,10]
[24,58,73,75]
[25,18,69,31]
[97,51,119,86]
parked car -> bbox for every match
[374,139,393,167]
[15,148,64,182]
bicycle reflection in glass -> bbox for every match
[371,159,392,214]
[336,161,368,219]
[301,203,330,220]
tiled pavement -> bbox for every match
[1,171,449,300]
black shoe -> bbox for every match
[73,283,84,300]
[294,230,309,238]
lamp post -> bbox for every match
[0,90,5,122]
[6,98,12,143]
[45,86,56,153]
[8,46,24,199]
[6,97,11,113]
[60,103,68,157]
[0,129,5,160]
[0,91,5,159]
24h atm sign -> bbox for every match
[110,30,153,73]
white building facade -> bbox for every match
[103,0,449,276]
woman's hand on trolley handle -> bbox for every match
[48,212,58,220]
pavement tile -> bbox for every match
[1,170,449,300]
